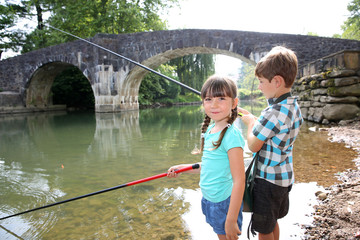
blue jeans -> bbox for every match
[201,196,243,235]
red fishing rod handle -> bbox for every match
[126,163,200,186]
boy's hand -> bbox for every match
[237,108,257,127]
[237,107,250,117]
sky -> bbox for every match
[166,0,350,37]
[2,0,353,76]
[163,0,352,77]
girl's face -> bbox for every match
[258,76,277,99]
[203,94,237,124]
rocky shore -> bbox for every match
[303,118,360,240]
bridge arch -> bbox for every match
[1,29,359,112]
[25,61,94,109]
[126,46,255,103]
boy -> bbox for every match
[238,46,303,240]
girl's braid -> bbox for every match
[192,114,211,154]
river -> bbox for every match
[0,103,356,239]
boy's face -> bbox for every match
[258,76,277,99]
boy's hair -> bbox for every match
[192,75,238,154]
[255,46,298,88]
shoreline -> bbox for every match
[303,118,360,239]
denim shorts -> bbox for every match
[201,196,243,235]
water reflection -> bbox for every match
[0,105,357,240]
[91,112,142,159]
[293,121,357,187]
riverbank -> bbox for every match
[303,118,360,239]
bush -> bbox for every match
[238,89,263,100]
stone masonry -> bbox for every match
[1,29,360,112]
[293,50,360,124]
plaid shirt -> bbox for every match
[253,94,303,187]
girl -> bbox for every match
[167,75,245,240]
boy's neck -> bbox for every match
[273,88,291,99]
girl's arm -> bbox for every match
[225,147,245,240]
[167,163,201,178]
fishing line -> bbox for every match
[0,164,199,221]
[45,24,201,95]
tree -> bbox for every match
[0,2,27,58]
[21,0,179,53]
[170,54,215,95]
[237,62,263,100]
[1,0,179,55]
[238,62,257,90]
[342,0,360,40]
[139,64,180,105]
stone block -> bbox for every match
[299,101,311,107]
[312,88,328,95]
[308,107,315,117]
[334,76,360,87]
[0,91,23,107]
[300,107,308,119]
[320,79,334,87]
[313,96,321,102]
[328,69,356,78]
[328,83,360,97]
[323,104,360,121]
[319,96,359,103]
[312,102,325,107]
[312,107,324,123]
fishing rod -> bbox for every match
[0,164,199,221]
[45,24,201,95]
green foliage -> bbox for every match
[0,2,27,57]
[139,64,203,105]
[332,33,342,38]
[51,67,94,109]
[342,0,360,40]
[238,62,257,90]
[138,54,214,105]
[238,89,263,100]
[307,32,319,36]
[1,0,179,54]
[237,62,260,99]
[170,54,215,95]
[177,92,201,102]
[139,64,180,105]
[19,0,179,52]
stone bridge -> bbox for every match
[1,29,360,112]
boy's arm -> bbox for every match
[245,119,265,153]
[238,108,265,153]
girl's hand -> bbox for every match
[167,165,185,178]
[225,219,241,240]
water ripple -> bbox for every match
[0,162,66,239]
